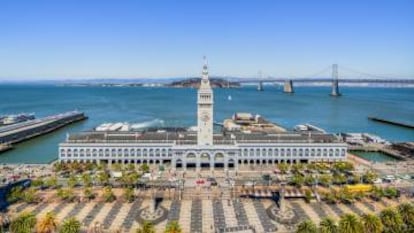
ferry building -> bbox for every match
[58,60,347,171]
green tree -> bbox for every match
[22,187,40,204]
[296,220,318,233]
[338,213,363,233]
[59,217,81,233]
[333,161,354,173]
[7,186,23,203]
[379,208,403,233]
[97,172,109,186]
[277,162,289,174]
[81,173,92,187]
[136,221,155,233]
[124,187,135,203]
[57,188,76,202]
[290,174,305,188]
[31,178,44,187]
[397,202,414,230]
[10,212,37,233]
[112,163,123,172]
[102,186,116,202]
[361,213,383,233]
[319,217,338,233]
[140,164,150,173]
[36,212,58,233]
[304,175,316,186]
[83,187,96,200]
[164,221,182,233]
[362,170,378,184]
[67,175,78,188]
[319,174,333,187]
[45,176,58,189]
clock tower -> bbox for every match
[197,57,214,146]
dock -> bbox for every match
[368,116,414,129]
[0,111,87,147]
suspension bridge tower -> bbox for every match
[330,64,341,96]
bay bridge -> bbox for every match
[234,64,414,96]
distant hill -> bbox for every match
[167,77,240,88]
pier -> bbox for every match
[0,111,87,147]
[368,116,414,129]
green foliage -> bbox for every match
[319,217,338,233]
[277,162,289,174]
[361,213,383,233]
[45,176,58,189]
[332,173,347,185]
[323,191,337,204]
[7,186,23,203]
[319,174,333,187]
[136,221,155,233]
[383,187,399,199]
[102,186,116,202]
[290,174,305,188]
[304,189,313,203]
[333,161,354,173]
[122,171,140,187]
[296,219,318,233]
[83,187,96,200]
[380,208,403,233]
[362,170,378,184]
[397,202,414,230]
[164,221,182,233]
[304,175,316,186]
[67,175,78,188]
[31,178,44,187]
[124,187,135,203]
[59,217,81,233]
[22,187,40,204]
[338,213,363,233]
[97,172,109,186]
[10,212,37,233]
[81,173,92,187]
[57,188,76,202]
[140,164,150,173]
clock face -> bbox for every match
[201,111,210,122]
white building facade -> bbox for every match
[59,60,347,171]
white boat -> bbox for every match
[228,95,232,101]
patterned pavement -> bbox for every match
[8,195,413,233]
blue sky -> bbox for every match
[0,0,413,80]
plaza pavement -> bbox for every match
[8,194,414,233]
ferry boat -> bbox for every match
[0,113,35,126]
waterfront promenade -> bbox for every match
[7,188,414,233]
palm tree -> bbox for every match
[338,213,363,233]
[396,202,414,229]
[164,221,182,233]
[59,217,81,233]
[136,221,155,233]
[81,173,92,187]
[46,176,59,189]
[361,213,383,233]
[67,175,78,188]
[36,212,58,233]
[123,187,135,203]
[296,219,318,233]
[379,208,403,233]
[97,172,109,186]
[102,186,116,202]
[10,212,37,233]
[319,217,338,233]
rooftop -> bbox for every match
[64,129,342,145]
